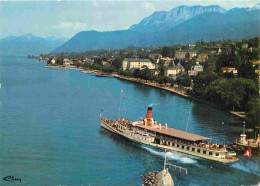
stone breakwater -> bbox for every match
[141,171,160,186]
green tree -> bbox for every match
[162,46,170,57]
[185,52,190,59]
[140,68,152,81]
[119,70,132,77]
[193,72,219,95]
[205,78,244,108]
[176,74,191,87]
[246,97,260,128]
[238,62,258,81]
[133,69,141,78]
[111,57,122,69]
[205,78,257,109]
[94,58,102,65]
[235,52,241,69]
[204,60,209,72]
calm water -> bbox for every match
[0,56,259,185]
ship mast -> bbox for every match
[118,90,123,119]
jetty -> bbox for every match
[140,152,188,186]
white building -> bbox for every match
[122,58,155,71]
[165,67,177,77]
[193,65,204,72]
[63,59,70,66]
[51,59,56,65]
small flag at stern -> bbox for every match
[244,147,252,158]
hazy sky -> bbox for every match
[0,0,258,39]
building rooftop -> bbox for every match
[134,122,211,142]
[124,58,152,62]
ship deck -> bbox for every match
[134,121,211,142]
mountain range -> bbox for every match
[0,34,67,56]
[53,5,259,53]
[129,5,227,32]
[1,5,259,55]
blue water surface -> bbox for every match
[0,56,259,185]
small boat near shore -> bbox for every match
[100,107,239,163]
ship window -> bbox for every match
[187,147,190,150]
[177,144,179,147]
[203,150,206,154]
[216,153,219,156]
[192,148,195,151]
[197,149,200,153]
[209,152,212,155]
[182,146,184,149]
[172,143,175,146]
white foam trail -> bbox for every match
[141,145,197,164]
[148,103,159,107]
[231,161,259,175]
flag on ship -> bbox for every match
[101,108,103,112]
[244,147,252,158]
[121,90,126,99]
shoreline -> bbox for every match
[44,64,245,120]
[114,75,246,120]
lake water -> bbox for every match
[0,56,259,185]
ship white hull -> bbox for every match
[101,120,153,146]
[100,119,238,163]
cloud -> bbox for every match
[144,2,155,11]
[55,21,88,30]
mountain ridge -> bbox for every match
[0,34,67,56]
[52,5,259,53]
[129,5,227,32]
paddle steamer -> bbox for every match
[100,107,238,163]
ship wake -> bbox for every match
[141,145,197,164]
[231,160,259,175]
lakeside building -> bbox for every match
[218,48,222,54]
[221,67,238,74]
[164,63,185,79]
[176,63,185,73]
[242,43,249,50]
[252,60,260,67]
[84,58,94,65]
[160,57,174,67]
[102,61,110,66]
[196,53,208,63]
[189,44,196,49]
[175,51,187,59]
[254,65,260,80]
[51,59,56,65]
[188,70,198,76]
[149,54,162,63]
[165,67,177,77]
[210,50,217,55]
[189,52,197,58]
[63,58,70,66]
[122,58,155,71]
[193,64,204,72]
